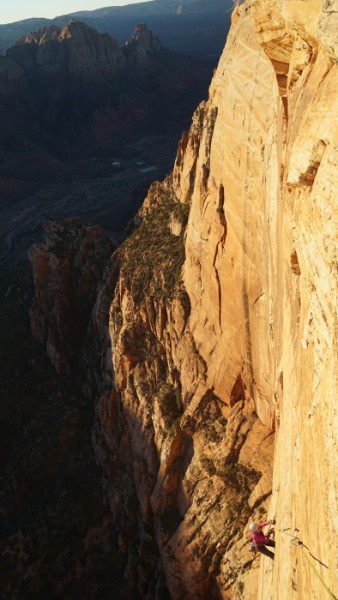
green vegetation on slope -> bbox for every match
[121,179,190,305]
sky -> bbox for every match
[0,0,152,25]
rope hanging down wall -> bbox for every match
[276,527,337,600]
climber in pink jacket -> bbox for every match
[249,520,275,559]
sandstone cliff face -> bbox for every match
[173,0,338,597]
[97,1,337,599]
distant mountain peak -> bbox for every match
[124,22,161,64]
[16,20,103,46]
[5,20,127,78]
[59,18,97,41]
[128,22,161,50]
[7,20,163,75]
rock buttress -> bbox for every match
[29,217,115,374]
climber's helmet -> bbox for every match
[249,523,258,532]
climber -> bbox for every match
[248,520,275,560]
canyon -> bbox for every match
[2,0,337,599]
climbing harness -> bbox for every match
[277,527,337,600]
[249,543,256,555]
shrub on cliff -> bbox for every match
[121,181,189,305]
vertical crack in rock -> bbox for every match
[212,184,227,331]
[241,46,264,399]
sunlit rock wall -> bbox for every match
[172,0,337,598]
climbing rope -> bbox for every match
[276,527,337,600]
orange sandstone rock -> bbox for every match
[97,1,337,598]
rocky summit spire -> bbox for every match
[124,22,161,64]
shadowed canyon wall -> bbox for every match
[28,1,338,598]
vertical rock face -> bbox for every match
[98,1,337,599]
[170,0,338,597]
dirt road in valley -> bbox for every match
[0,134,178,262]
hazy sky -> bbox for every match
[0,1,153,25]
